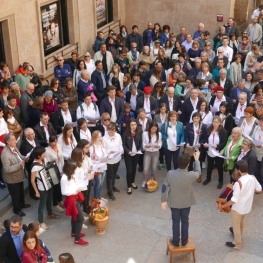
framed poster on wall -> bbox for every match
[41,1,62,55]
[96,0,107,27]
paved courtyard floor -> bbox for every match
[0,160,263,263]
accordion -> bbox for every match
[37,161,61,191]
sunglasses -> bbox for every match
[205,44,210,46]
[58,59,63,61]
[55,82,59,84]
[132,46,137,48]
[218,52,222,53]
[103,119,110,122]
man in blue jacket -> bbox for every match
[54,56,72,86]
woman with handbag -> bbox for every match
[31,146,60,231]
[21,231,47,263]
[89,131,108,199]
[45,135,65,214]
[58,124,77,160]
[103,123,123,200]
[221,127,243,183]
[185,112,207,175]
[76,139,94,214]
[160,110,185,171]
[142,122,162,188]
[60,159,89,246]
[215,101,234,137]
[122,118,143,195]
[203,116,228,189]
[238,107,259,137]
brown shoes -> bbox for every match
[197,177,202,183]
[47,213,60,219]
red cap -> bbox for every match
[144,86,152,95]
[214,86,224,93]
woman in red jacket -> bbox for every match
[21,231,47,263]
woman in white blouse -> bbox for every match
[89,131,108,199]
[103,123,124,200]
[73,60,86,87]
[77,118,92,142]
[60,159,89,246]
[84,52,95,78]
[142,122,162,187]
[45,135,65,213]
[71,148,90,230]
[58,124,77,160]
[108,63,124,91]
[238,106,258,137]
[196,62,212,82]
[203,116,228,189]
[0,107,9,189]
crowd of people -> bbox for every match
[1,4,263,261]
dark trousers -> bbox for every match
[81,189,89,213]
[138,152,144,168]
[188,156,202,172]
[124,153,139,187]
[25,163,35,197]
[107,162,120,193]
[171,207,191,245]
[229,169,234,184]
[0,158,3,181]
[159,147,164,164]
[255,160,263,186]
[206,155,224,182]
[71,201,84,241]
[38,188,53,223]
[7,182,25,213]
[163,148,180,171]
[53,184,62,206]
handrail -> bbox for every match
[97,19,121,37]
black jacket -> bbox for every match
[212,56,229,68]
[50,108,77,134]
[209,95,233,112]
[126,89,144,103]
[159,95,181,112]
[205,128,228,152]
[215,111,234,137]
[241,149,257,176]
[185,122,207,146]
[122,131,143,154]
[215,77,233,97]
[34,122,57,147]
[136,95,157,114]
[0,225,28,263]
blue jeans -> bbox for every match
[171,207,191,245]
[94,171,106,199]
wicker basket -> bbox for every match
[145,179,158,192]
[94,216,109,235]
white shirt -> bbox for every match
[31,158,48,191]
[240,118,256,137]
[167,123,178,151]
[193,124,199,144]
[60,173,86,196]
[45,144,64,173]
[89,143,107,171]
[76,102,100,125]
[80,128,92,142]
[182,40,193,52]
[110,98,117,123]
[73,167,88,191]
[231,174,262,214]
[220,78,226,88]
[142,131,162,152]
[252,126,263,161]
[218,46,233,68]
[40,122,50,142]
[235,103,246,124]
[82,155,93,179]
[103,132,123,164]
[190,98,198,110]
[61,110,72,125]
[85,59,96,79]
[208,132,220,157]
[58,135,77,160]
[139,118,147,132]
[26,139,36,148]
[130,93,137,111]
[251,8,261,19]
[168,96,173,111]
[144,97,151,118]
[237,149,249,161]
[189,110,213,127]
[213,95,226,111]
[0,118,9,136]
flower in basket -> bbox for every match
[87,84,98,102]
[145,177,158,192]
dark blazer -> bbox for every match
[230,87,251,104]
[0,93,12,109]
[241,149,257,176]
[20,91,34,125]
[122,131,143,154]
[34,122,57,147]
[205,128,228,152]
[136,95,157,114]
[19,138,40,166]
[27,108,41,128]
[215,111,234,137]
[212,55,229,68]
[50,107,77,134]
[100,96,124,124]
[224,25,239,38]
[159,95,181,112]
[209,95,233,112]
[215,77,233,97]
[181,98,197,125]
[136,80,146,92]
[0,225,28,263]
[143,29,152,46]
[185,122,207,146]
[126,89,144,103]
[91,69,107,94]
[136,117,151,133]
[176,34,187,43]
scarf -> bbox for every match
[131,131,136,138]
[14,90,21,99]
[7,116,15,124]
[131,50,137,61]
[122,32,127,38]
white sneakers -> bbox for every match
[82,224,88,229]
[202,162,206,169]
[40,223,49,230]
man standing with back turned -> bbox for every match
[161,151,201,247]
